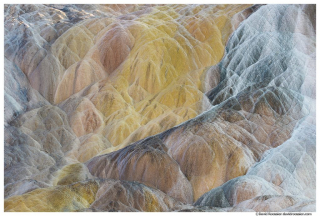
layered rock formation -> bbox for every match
[4,4,316,212]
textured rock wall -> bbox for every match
[4,4,316,212]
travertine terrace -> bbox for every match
[4,4,316,212]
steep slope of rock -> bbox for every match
[193,4,316,211]
[86,3,316,209]
[86,136,194,203]
[4,4,316,213]
[89,179,182,212]
[5,4,253,153]
[4,105,81,198]
[4,57,49,126]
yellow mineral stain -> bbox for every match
[41,5,251,152]
[4,180,99,212]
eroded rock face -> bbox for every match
[86,136,194,204]
[192,4,316,212]
[4,180,100,212]
[90,179,182,212]
[4,58,49,126]
[5,4,252,150]
[4,4,316,212]
[4,105,81,197]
